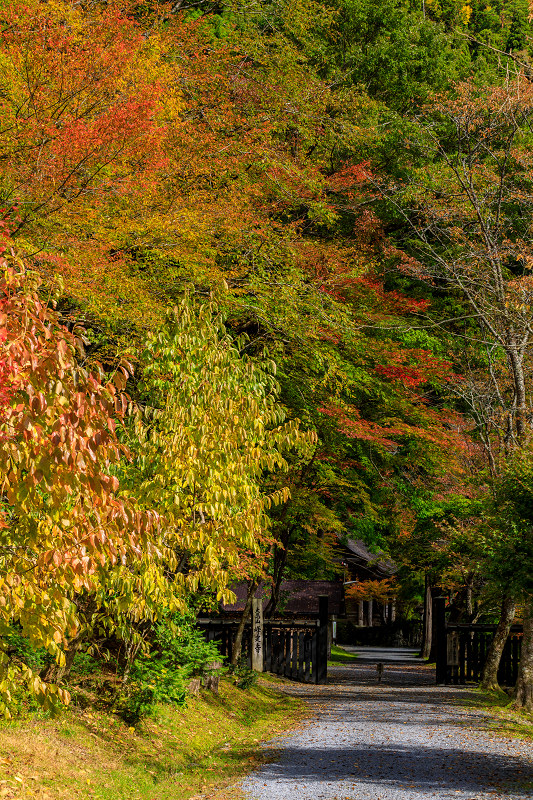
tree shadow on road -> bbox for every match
[253,740,533,796]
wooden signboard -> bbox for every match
[251,598,263,672]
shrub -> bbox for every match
[228,658,258,690]
[115,662,189,724]
[116,610,223,722]
[151,611,223,676]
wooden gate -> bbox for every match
[197,596,329,685]
[434,598,523,686]
[264,617,328,684]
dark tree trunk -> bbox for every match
[40,595,97,684]
[421,575,432,660]
[480,595,515,691]
[466,575,474,621]
[264,449,317,619]
[40,631,85,684]
[230,580,257,666]
[513,600,533,711]
[265,548,287,619]
[122,636,144,686]
[264,524,294,618]
[428,587,443,663]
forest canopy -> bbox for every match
[2,0,533,711]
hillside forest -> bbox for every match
[2,0,533,716]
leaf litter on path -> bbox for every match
[238,662,533,800]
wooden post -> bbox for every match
[280,628,287,675]
[298,631,305,682]
[251,598,264,672]
[305,632,312,682]
[291,630,298,678]
[311,628,318,684]
[358,601,364,627]
[272,629,280,674]
[317,595,329,684]
[284,630,292,677]
[367,598,374,627]
[434,596,447,685]
[264,624,272,673]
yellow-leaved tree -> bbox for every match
[127,295,314,601]
[0,261,310,714]
[0,258,160,714]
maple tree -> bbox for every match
[386,78,533,456]
[371,75,533,705]
[252,224,472,615]
[345,578,397,606]
[0,256,161,714]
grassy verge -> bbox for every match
[463,689,533,796]
[466,687,533,741]
[0,677,305,800]
[327,644,359,665]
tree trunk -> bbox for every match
[264,523,294,618]
[507,339,527,440]
[122,636,143,686]
[480,596,515,691]
[40,631,85,684]
[428,587,442,663]
[421,575,432,660]
[264,450,317,619]
[513,599,533,711]
[230,580,257,666]
[265,548,287,618]
[466,575,473,622]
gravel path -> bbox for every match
[240,662,533,800]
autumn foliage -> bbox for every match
[3,0,533,713]
[0,258,161,712]
[0,255,309,713]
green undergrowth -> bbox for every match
[465,687,533,741]
[0,677,304,800]
[328,644,359,664]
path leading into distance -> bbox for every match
[239,651,533,800]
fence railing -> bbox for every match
[434,598,523,686]
[443,624,523,686]
[265,618,328,684]
[197,595,329,685]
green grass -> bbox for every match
[327,644,359,664]
[465,686,533,741]
[0,677,305,800]
[462,690,533,797]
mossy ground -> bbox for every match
[327,644,359,665]
[465,686,533,742]
[0,677,305,800]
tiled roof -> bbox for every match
[340,538,395,576]
[222,580,343,616]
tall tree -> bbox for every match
[130,295,313,603]
[377,76,533,703]
[0,257,158,715]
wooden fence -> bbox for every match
[197,595,329,685]
[264,618,328,683]
[434,598,523,686]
